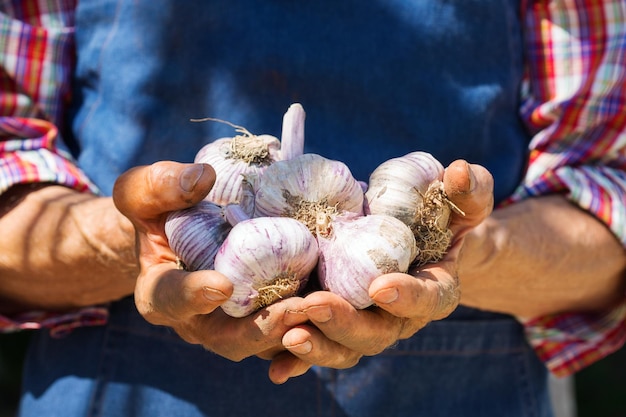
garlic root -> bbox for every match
[411,180,453,266]
[254,272,301,310]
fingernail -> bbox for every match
[203,287,228,302]
[180,164,204,192]
[284,309,308,326]
[466,162,476,192]
[305,305,332,323]
[372,288,398,304]
[287,340,312,355]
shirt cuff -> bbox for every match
[0,306,109,338]
[510,163,626,375]
[0,117,99,195]
[1,117,105,335]
[521,300,626,377]
[510,162,626,247]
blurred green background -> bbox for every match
[1,331,625,417]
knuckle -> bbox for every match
[335,353,363,369]
[398,317,429,340]
[203,345,246,362]
[432,277,461,320]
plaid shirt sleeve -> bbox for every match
[1,1,107,335]
[1,1,624,374]
[512,0,626,377]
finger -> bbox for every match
[369,240,462,323]
[113,162,216,269]
[186,296,309,362]
[113,161,216,228]
[256,307,310,361]
[443,160,494,233]
[282,324,363,369]
[135,265,232,324]
[256,347,285,361]
[297,291,402,356]
[267,351,313,384]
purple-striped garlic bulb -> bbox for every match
[164,201,234,271]
[365,151,457,266]
[193,103,306,207]
[253,153,365,236]
[317,214,417,309]
[214,216,319,318]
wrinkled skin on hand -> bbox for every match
[271,160,494,383]
[113,159,493,384]
[113,162,311,364]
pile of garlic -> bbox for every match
[165,103,455,317]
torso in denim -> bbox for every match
[66,0,528,202]
[21,2,553,417]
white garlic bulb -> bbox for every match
[194,130,282,207]
[253,153,365,235]
[214,216,319,318]
[317,214,418,309]
[194,103,306,207]
[164,201,232,271]
[365,151,454,266]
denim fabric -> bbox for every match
[64,0,529,203]
[21,299,551,417]
[20,1,553,416]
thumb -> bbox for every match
[113,162,216,229]
[443,160,494,234]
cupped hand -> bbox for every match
[270,160,494,383]
[113,161,309,362]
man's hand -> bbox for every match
[268,160,494,383]
[112,162,310,362]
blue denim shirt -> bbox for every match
[66,0,528,203]
[20,1,553,416]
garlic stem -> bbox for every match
[238,174,257,216]
[223,203,250,227]
[280,103,306,161]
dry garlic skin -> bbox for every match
[253,153,365,232]
[214,216,319,318]
[195,135,282,207]
[365,151,444,225]
[317,214,417,309]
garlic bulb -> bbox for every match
[317,214,417,309]
[253,153,365,235]
[164,201,233,271]
[214,216,319,318]
[194,128,282,207]
[365,151,454,266]
[193,103,306,207]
